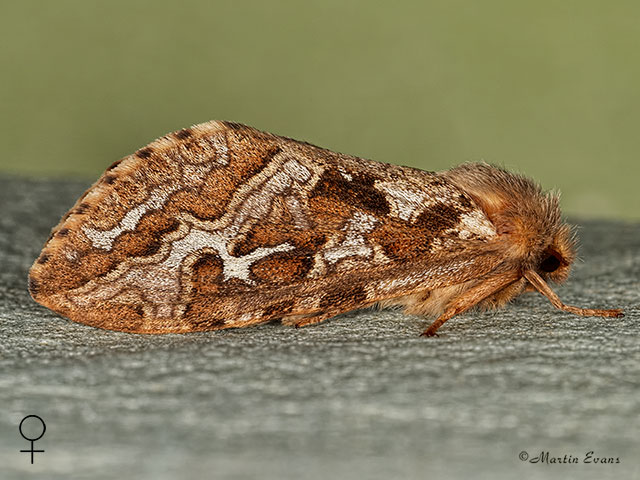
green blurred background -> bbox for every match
[1,1,638,219]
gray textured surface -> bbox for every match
[0,176,638,480]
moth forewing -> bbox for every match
[28,121,622,335]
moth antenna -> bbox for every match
[523,270,623,318]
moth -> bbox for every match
[28,121,623,336]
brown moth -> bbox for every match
[28,121,623,336]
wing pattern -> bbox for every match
[29,121,501,332]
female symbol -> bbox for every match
[19,415,46,464]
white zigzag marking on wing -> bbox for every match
[82,186,177,250]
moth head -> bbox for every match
[536,222,575,284]
[441,163,576,277]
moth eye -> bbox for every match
[540,254,561,273]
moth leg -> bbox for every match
[523,270,624,318]
[422,272,520,337]
[281,312,336,328]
